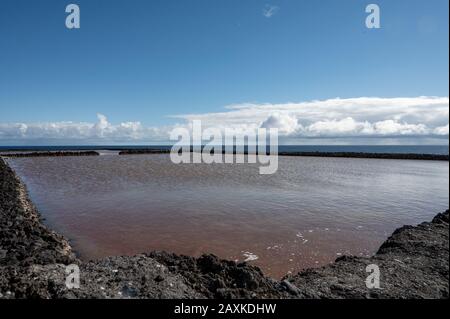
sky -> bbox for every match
[0,0,448,145]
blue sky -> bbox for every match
[0,0,448,145]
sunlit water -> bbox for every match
[8,154,449,278]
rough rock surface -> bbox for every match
[0,157,448,299]
[147,252,289,298]
[285,211,449,298]
[0,158,76,267]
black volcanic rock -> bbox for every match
[1,151,99,158]
[277,152,449,161]
[0,158,76,267]
[117,149,449,161]
[284,210,449,299]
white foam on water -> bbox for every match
[242,251,259,262]
[98,150,120,156]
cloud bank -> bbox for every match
[0,97,448,145]
[0,114,171,144]
[174,96,449,138]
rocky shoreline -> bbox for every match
[276,151,449,161]
[0,151,99,158]
[0,157,448,299]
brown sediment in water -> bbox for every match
[7,154,448,278]
[0,157,448,298]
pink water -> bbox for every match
[8,154,449,278]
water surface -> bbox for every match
[8,154,449,278]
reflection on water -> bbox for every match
[8,154,449,278]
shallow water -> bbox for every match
[8,154,449,278]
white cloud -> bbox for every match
[307,117,373,136]
[0,113,170,143]
[263,5,279,18]
[261,113,298,135]
[0,97,448,144]
[434,124,449,136]
[174,96,449,138]
[372,120,428,136]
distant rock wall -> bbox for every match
[1,151,99,158]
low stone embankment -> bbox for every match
[0,151,99,158]
[277,152,449,161]
[117,149,449,161]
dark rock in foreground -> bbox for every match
[0,158,448,299]
[285,210,449,298]
[0,159,76,268]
